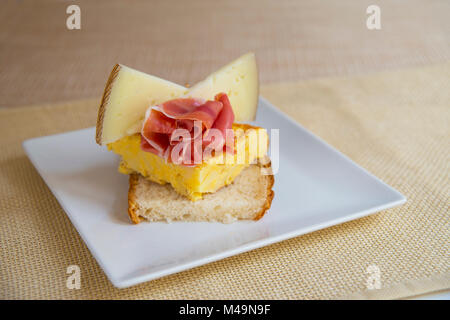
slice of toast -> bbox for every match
[127,160,274,224]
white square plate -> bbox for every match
[23,97,405,288]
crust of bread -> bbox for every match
[253,160,274,221]
[96,64,121,145]
[127,160,274,224]
[127,173,143,224]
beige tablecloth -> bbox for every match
[1,63,449,299]
[1,0,449,108]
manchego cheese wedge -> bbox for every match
[96,53,259,145]
[185,52,259,122]
[96,64,188,145]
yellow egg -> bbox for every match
[108,124,268,201]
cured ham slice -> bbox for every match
[143,109,176,134]
[141,93,235,165]
[204,93,235,153]
[157,98,223,130]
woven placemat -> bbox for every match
[2,0,450,108]
[1,63,449,299]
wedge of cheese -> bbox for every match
[96,65,188,145]
[186,52,259,122]
[96,53,259,145]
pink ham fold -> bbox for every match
[141,93,235,165]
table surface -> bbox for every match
[1,0,449,108]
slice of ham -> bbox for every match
[203,93,235,154]
[158,98,223,130]
[212,93,235,135]
[141,93,235,165]
[143,109,176,134]
[140,131,169,155]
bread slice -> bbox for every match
[127,159,274,224]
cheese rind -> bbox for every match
[96,64,187,145]
[186,53,259,122]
